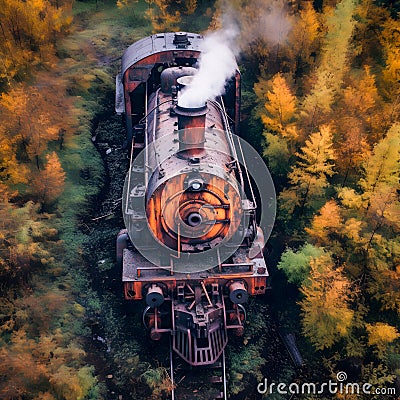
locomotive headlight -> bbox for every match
[190,181,202,191]
[186,177,204,191]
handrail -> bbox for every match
[211,98,245,191]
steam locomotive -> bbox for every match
[115,32,271,366]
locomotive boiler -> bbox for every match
[115,32,271,366]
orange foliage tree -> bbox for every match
[32,152,66,206]
[0,85,67,173]
[0,0,72,86]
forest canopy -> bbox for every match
[0,0,399,399]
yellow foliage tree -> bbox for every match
[260,73,299,174]
[183,0,197,15]
[145,0,181,32]
[0,198,52,287]
[286,1,321,75]
[0,0,71,84]
[0,126,29,185]
[359,124,400,236]
[300,253,355,350]
[301,0,357,133]
[279,124,336,215]
[0,330,48,398]
[360,124,399,202]
[338,123,400,231]
[334,66,382,181]
[49,365,96,400]
[343,66,379,117]
[366,322,400,358]
[369,266,400,315]
[0,327,96,399]
[262,73,297,133]
[352,0,389,65]
[305,200,342,245]
[380,17,400,96]
[366,323,400,347]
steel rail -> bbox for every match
[169,349,228,400]
[170,336,175,400]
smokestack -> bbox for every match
[174,103,208,159]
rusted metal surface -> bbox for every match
[143,91,243,252]
[121,32,204,78]
[117,33,267,368]
[121,82,268,358]
[234,70,241,134]
[122,248,268,297]
[175,104,207,158]
[116,32,241,141]
[160,66,197,94]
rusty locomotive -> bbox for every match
[115,32,270,366]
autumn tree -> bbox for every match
[300,0,357,134]
[183,0,198,15]
[145,0,182,32]
[261,73,297,133]
[369,267,400,316]
[366,323,400,359]
[0,198,50,289]
[0,186,25,287]
[279,124,336,216]
[362,119,400,310]
[257,73,299,175]
[0,86,62,170]
[354,123,400,252]
[380,17,400,98]
[0,0,72,86]
[286,1,321,78]
[333,124,400,308]
[0,327,97,399]
[0,330,48,398]
[305,200,342,245]
[300,253,355,350]
[304,198,370,280]
[0,126,28,185]
[32,152,66,206]
[360,124,399,211]
[351,0,389,66]
[333,66,382,183]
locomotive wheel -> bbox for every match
[142,306,162,330]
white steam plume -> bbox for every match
[178,27,238,108]
[177,0,292,109]
[238,0,292,47]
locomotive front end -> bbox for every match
[116,32,275,366]
[145,101,243,265]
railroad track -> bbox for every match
[169,338,228,400]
